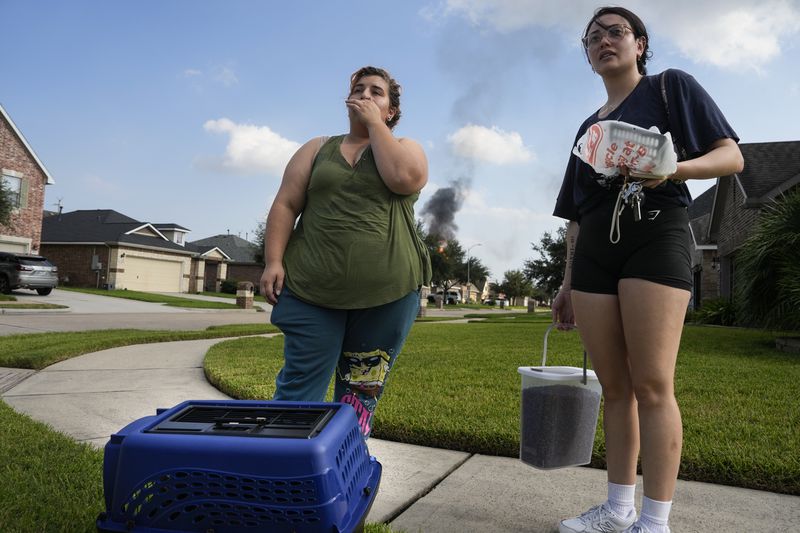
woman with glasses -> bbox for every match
[260,66,430,439]
[552,7,743,533]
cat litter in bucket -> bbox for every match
[518,325,602,469]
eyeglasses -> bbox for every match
[582,25,633,48]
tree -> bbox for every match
[0,180,13,227]
[424,232,465,290]
[252,218,266,264]
[452,256,490,287]
[524,226,567,298]
[734,188,800,330]
[498,269,534,301]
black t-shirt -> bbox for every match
[553,69,739,222]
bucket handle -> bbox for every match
[542,324,589,385]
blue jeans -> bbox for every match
[270,287,419,438]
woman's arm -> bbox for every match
[260,137,322,304]
[368,124,429,195]
[634,137,743,188]
[672,137,744,181]
[552,220,579,329]
[345,97,428,195]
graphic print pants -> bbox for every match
[270,287,419,438]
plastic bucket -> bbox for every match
[518,326,602,469]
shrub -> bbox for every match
[735,188,800,330]
[688,298,736,326]
[220,279,238,294]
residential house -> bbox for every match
[41,209,231,292]
[688,140,800,307]
[188,234,263,292]
[687,185,718,308]
[0,103,55,254]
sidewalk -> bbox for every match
[2,336,798,531]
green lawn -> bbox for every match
[205,318,800,495]
[0,303,68,309]
[0,402,395,533]
[0,324,279,370]
[0,401,104,532]
[1,318,798,531]
[59,287,247,309]
[0,324,393,532]
[199,291,236,299]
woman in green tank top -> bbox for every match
[259,66,431,438]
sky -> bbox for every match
[2,0,799,282]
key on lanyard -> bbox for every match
[622,181,644,222]
[632,192,643,221]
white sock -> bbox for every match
[607,481,636,517]
[639,496,672,532]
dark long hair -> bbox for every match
[583,6,652,75]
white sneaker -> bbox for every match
[623,523,671,533]
[559,503,636,533]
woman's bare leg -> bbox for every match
[618,278,690,501]
[571,290,639,485]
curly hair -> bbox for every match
[349,66,402,129]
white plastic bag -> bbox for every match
[573,120,678,177]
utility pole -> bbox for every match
[466,243,482,303]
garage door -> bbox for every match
[123,256,183,292]
[0,241,30,254]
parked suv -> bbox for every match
[427,289,462,305]
[0,252,58,295]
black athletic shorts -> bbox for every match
[571,202,692,294]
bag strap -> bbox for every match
[660,72,688,162]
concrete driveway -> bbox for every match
[0,289,270,335]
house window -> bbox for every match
[1,175,22,207]
[175,233,184,244]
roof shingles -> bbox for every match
[41,210,191,253]
[736,141,800,201]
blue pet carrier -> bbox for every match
[96,400,381,533]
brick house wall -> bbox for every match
[715,179,770,300]
[39,244,107,287]
[717,179,759,258]
[0,113,48,254]
[41,243,195,291]
[227,264,263,294]
[188,259,202,293]
[696,249,720,303]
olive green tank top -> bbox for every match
[283,135,431,309]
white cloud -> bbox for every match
[213,66,239,87]
[662,3,800,71]
[203,118,300,176]
[182,69,202,77]
[438,0,800,70]
[448,124,533,164]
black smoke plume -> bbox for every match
[421,178,469,241]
